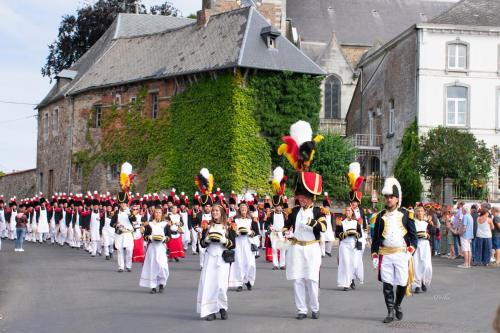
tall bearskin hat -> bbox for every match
[195,168,214,206]
[91,191,100,206]
[229,191,237,205]
[8,197,17,207]
[347,162,364,203]
[323,192,331,207]
[278,120,323,198]
[382,177,402,208]
[118,162,134,204]
[130,193,141,206]
[192,192,201,206]
[271,166,287,206]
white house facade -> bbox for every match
[417,23,500,199]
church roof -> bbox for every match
[287,0,457,46]
[37,8,323,109]
[430,0,500,27]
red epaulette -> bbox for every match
[81,210,91,217]
[65,208,72,214]
[55,208,62,213]
[35,206,40,212]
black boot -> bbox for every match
[350,279,356,290]
[394,285,406,321]
[159,284,164,293]
[245,282,252,291]
[421,283,427,292]
[382,283,395,323]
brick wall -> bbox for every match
[0,169,36,199]
[37,76,179,195]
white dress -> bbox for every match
[412,219,432,290]
[286,207,322,282]
[337,219,358,288]
[140,221,169,289]
[197,224,231,318]
[229,217,256,288]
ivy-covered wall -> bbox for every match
[74,70,322,195]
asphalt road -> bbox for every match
[0,240,498,333]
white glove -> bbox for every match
[372,257,379,270]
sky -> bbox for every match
[0,0,200,173]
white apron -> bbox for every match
[321,214,335,242]
[229,217,256,287]
[74,213,82,245]
[286,207,322,281]
[89,211,101,242]
[101,213,115,247]
[114,211,134,249]
[180,211,191,246]
[37,209,50,233]
[412,219,432,289]
[140,221,169,288]
[337,219,358,288]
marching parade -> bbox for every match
[4,119,497,324]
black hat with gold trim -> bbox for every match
[271,166,287,206]
[195,168,214,207]
[347,162,364,203]
[278,120,324,199]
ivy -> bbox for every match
[72,71,322,195]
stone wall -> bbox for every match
[0,169,37,199]
[346,30,418,177]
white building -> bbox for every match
[347,0,500,201]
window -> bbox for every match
[108,164,118,181]
[324,75,341,119]
[388,99,395,135]
[75,163,82,182]
[497,88,500,129]
[446,86,468,127]
[115,94,121,109]
[39,172,43,193]
[94,105,102,128]
[447,43,467,70]
[130,96,137,104]
[368,109,374,145]
[151,93,158,119]
[52,108,59,134]
[43,113,49,141]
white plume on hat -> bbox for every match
[290,120,312,147]
[382,177,402,207]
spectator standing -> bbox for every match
[15,203,28,252]
[492,207,500,266]
[458,207,473,268]
[452,202,464,259]
[470,204,479,265]
[446,211,456,259]
[476,204,494,266]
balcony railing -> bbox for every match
[319,118,346,135]
[350,134,381,148]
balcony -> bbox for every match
[350,134,381,148]
[319,118,346,135]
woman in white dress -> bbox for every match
[412,206,432,293]
[197,204,236,321]
[101,203,115,260]
[140,206,171,294]
[228,202,259,291]
[336,206,362,291]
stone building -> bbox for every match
[0,169,36,199]
[346,0,500,201]
[35,5,323,195]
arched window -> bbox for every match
[324,75,341,119]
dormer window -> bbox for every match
[260,26,280,49]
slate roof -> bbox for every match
[430,0,500,27]
[287,0,457,46]
[38,8,323,108]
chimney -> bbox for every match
[197,8,212,26]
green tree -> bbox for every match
[394,121,422,207]
[311,134,357,201]
[0,171,5,177]
[419,126,494,194]
[42,0,179,80]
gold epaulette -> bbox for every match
[285,207,293,215]
[336,218,342,226]
[321,207,330,215]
